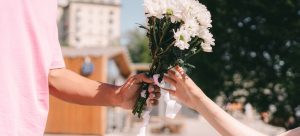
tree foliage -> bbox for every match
[126,29,151,63]
[189,0,300,127]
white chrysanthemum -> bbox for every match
[174,27,192,50]
[189,0,212,27]
[145,0,184,22]
[198,29,215,52]
[175,40,190,50]
[144,0,212,26]
[183,20,200,37]
[144,0,164,18]
[144,0,214,51]
[165,0,185,23]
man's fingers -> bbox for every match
[146,98,159,107]
[149,99,158,105]
[148,85,155,93]
[153,85,160,91]
[154,92,161,99]
[149,92,161,99]
[122,76,135,88]
[133,73,154,84]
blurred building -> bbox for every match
[57,0,121,48]
[45,1,127,135]
[45,47,132,135]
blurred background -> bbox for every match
[46,0,300,135]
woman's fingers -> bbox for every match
[167,69,183,80]
[163,75,177,86]
[166,66,187,81]
[167,70,176,78]
[175,65,183,72]
[175,66,185,75]
[175,66,188,79]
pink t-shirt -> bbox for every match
[0,0,65,135]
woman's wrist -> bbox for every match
[192,87,208,112]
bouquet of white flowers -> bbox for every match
[132,0,215,118]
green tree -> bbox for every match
[189,0,300,127]
[126,29,151,63]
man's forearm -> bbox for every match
[195,92,266,136]
[48,68,121,106]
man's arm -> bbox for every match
[49,68,122,106]
[49,68,159,109]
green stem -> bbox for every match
[152,18,158,49]
[157,41,176,56]
[185,48,201,61]
[158,18,170,46]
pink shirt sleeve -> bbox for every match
[50,26,65,69]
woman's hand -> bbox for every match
[162,66,205,110]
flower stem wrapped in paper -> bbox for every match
[132,0,215,118]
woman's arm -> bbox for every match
[163,67,266,136]
[278,127,300,136]
[193,91,266,136]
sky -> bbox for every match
[120,0,146,44]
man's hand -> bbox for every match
[116,73,161,109]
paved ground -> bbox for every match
[45,117,219,136]
[45,115,285,136]
[105,117,220,136]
